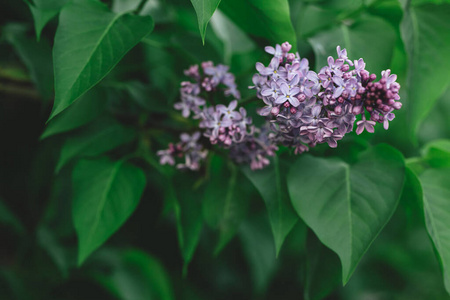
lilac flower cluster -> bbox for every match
[158,62,277,170]
[251,42,402,153]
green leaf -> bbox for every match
[170,174,204,273]
[242,156,299,256]
[50,0,154,120]
[420,168,450,295]
[189,0,221,44]
[401,3,450,138]
[41,87,108,139]
[304,232,341,300]
[210,10,256,64]
[90,249,175,300]
[239,214,277,293]
[26,0,70,41]
[220,0,297,49]
[421,139,450,168]
[56,117,136,173]
[202,156,249,254]
[3,23,54,100]
[287,144,405,284]
[309,14,396,75]
[72,158,146,265]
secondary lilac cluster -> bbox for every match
[251,42,402,153]
[158,62,277,170]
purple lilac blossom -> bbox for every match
[252,42,402,152]
[159,62,277,170]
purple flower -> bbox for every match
[332,76,346,98]
[353,58,366,76]
[204,64,229,84]
[206,111,233,139]
[345,77,359,97]
[256,57,285,79]
[336,46,353,65]
[216,100,241,121]
[327,56,344,76]
[265,44,283,58]
[174,93,206,118]
[356,114,376,135]
[261,81,281,99]
[275,83,301,107]
[381,69,397,89]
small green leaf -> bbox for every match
[420,168,450,295]
[288,144,405,284]
[242,156,299,256]
[56,117,136,173]
[220,0,297,49]
[401,3,450,138]
[26,0,70,41]
[421,139,450,168]
[189,0,221,44]
[309,14,396,75]
[50,0,154,120]
[90,249,175,300]
[72,158,146,265]
[112,0,142,13]
[41,87,108,139]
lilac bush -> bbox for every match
[158,42,402,170]
[252,42,402,154]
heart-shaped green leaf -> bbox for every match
[288,144,405,284]
[50,0,154,120]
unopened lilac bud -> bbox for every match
[286,53,295,62]
[297,94,306,102]
[343,72,352,79]
[271,106,280,115]
[376,99,382,105]
[290,107,297,114]
[342,91,349,98]
[361,70,370,81]
[284,101,290,108]
[367,106,373,112]
[338,97,344,103]
[281,42,292,52]
[341,64,350,72]
[371,114,379,122]
[355,94,361,100]
[393,102,402,110]
[369,73,377,82]
[219,127,226,134]
[388,99,395,106]
[353,105,362,115]
[358,87,365,94]
[334,105,342,114]
[329,99,336,105]
[391,82,400,90]
[383,105,390,112]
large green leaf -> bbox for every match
[90,249,175,300]
[55,117,136,173]
[72,158,146,265]
[242,156,298,256]
[401,3,450,138]
[309,14,396,76]
[287,144,405,284]
[219,0,297,49]
[420,168,450,295]
[41,87,108,139]
[26,0,70,41]
[3,23,54,100]
[50,0,154,120]
[190,0,221,44]
[202,156,249,254]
